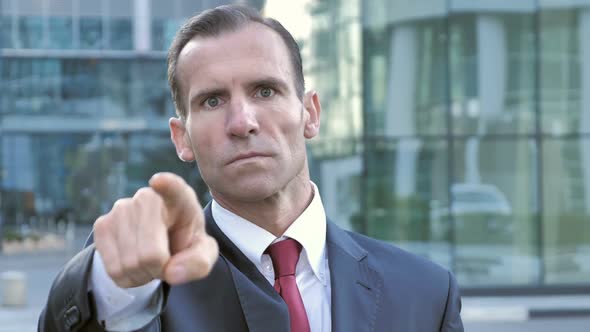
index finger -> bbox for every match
[149,172,204,231]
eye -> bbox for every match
[256,87,275,98]
[205,96,221,108]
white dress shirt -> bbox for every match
[89,182,332,332]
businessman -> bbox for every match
[40,5,463,332]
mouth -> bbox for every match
[226,152,271,165]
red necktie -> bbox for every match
[266,239,311,332]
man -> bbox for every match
[39,5,463,332]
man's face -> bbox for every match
[170,23,321,203]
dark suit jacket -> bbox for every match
[39,205,464,332]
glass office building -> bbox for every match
[304,0,590,293]
[0,0,247,225]
[1,0,589,293]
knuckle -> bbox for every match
[134,187,164,209]
[113,198,132,210]
[120,255,140,272]
[133,187,154,201]
[93,216,110,237]
[138,248,168,268]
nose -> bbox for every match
[226,97,260,138]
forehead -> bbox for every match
[176,23,294,91]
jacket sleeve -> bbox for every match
[440,271,464,332]
[38,243,168,332]
[38,244,107,332]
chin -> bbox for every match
[213,178,280,202]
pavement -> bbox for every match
[0,251,67,332]
[462,295,590,331]
[1,227,589,331]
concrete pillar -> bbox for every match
[134,0,151,51]
[386,25,417,137]
[386,25,420,197]
[469,15,507,184]
[476,16,506,126]
[579,9,590,212]
[0,271,27,307]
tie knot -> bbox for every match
[266,238,302,278]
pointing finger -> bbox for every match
[149,172,205,254]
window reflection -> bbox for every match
[364,138,451,268]
[0,58,172,118]
[543,138,590,284]
[0,16,13,48]
[540,9,582,135]
[19,16,44,48]
[48,17,73,49]
[109,19,132,50]
[152,18,183,51]
[0,134,195,229]
[80,17,103,49]
[449,13,536,136]
[452,139,539,285]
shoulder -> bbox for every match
[334,227,464,330]
[343,228,453,288]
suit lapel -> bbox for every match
[204,204,291,332]
[327,222,383,332]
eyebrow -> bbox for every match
[189,87,229,111]
[245,77,290,93]
[188,76,291,111]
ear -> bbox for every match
[303,91,321,139]
[169,117,196,162]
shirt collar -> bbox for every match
[212,181,327,283]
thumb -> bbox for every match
[163,232,219,284]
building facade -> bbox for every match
[304,0,590,293]
[1,0,589,293]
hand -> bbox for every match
[93,172,219,288]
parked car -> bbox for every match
[431,183,513,241]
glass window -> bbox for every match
[125,133,197,198]
[0,132,196,228]
[364,138,451,268]
[309,146,362,231]
[19,16,44,48]
[449,13,536,136]
[308,2,362,140]
[151,18,183,51]
[364,19,448,137]
[80,17,103,49]
[0,58,60,114]
[101,60,131,117]
[0,16,13,48]
[363,26,389,136]
[0,58,16,113]
[452,138,539,286]
[109,18,132,50]
[61,59,102,115]
[542,138,590,284]
[48,16,73,49]
[1,134,96,227]
[133,60,174,117]
[540,9,581,135]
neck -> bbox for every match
[212,176,314,237]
